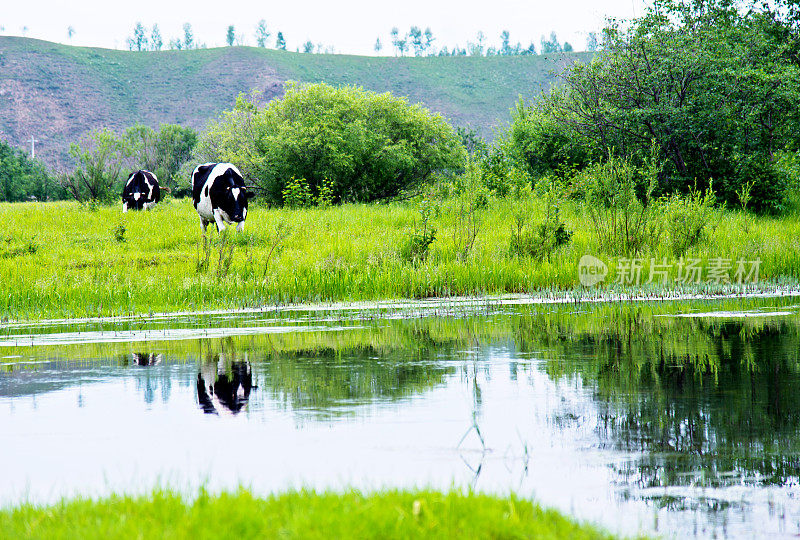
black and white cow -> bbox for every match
[191,162,254,234]
[122,170,162,212]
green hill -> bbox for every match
[0,37,588,168]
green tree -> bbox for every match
[423,27,434,54]
[563,41,573,52]
[196,83,466,205]
[585,31,598,52]
[540,31,561,53]
[390,27,400,55]
[63,129,130,204]
[183,23,194,49]
[67,26,75,40]
[127,22,148,51]
[500,30,511,55]
[302,40,314,53]
[374,37,382,53]
[226,25,235,46]
[409,26,423,56]
[124,124,198,194]
[551,0,800,211]
[0,140,60,202]
[255,19,270,47]
[275,31,286,50]
[151,24,163,51]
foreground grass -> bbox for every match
[0,489,612,539]
[0,198,798,320]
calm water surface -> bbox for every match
[2,297,800,538]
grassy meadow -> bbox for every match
[0,197,798,320]
[0,489,612,539]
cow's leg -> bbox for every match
[201,220,209,237]
[122,202,128,213]
[213,209,227,232]
[236,221,245,232]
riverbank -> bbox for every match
[0,489,612,539]
[1,199,798,320]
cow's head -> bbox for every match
[122,190,147,211]
[218,170,255,223]
[121,171,157,211]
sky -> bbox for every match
[1,0,649,55]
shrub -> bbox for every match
[509,184,573,260]
[62,129,130,204]
[196,82,466,205]
[580,149,662,256]
[400,202,437,264]
[506,92,600,180]
[662,184,717,258]
[0,141,61,202]
[282,177,312,208]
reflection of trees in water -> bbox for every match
[187,325,464,419]
[513,309,800,489]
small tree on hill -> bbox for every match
[183,23,194,49]
[151,24,163,51]
[586,31,598,52]
[275,31,286,50]
[409,26,424,56]
[127,22,148,51]
[540,31,562,53]
[255,19,270,47]
[374,37,382,53]
[423,27,435,54]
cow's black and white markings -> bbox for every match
[122,170,162,212]
[190,162,254,234]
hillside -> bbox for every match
[0,37,589,169]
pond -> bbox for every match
[2,296,800,538]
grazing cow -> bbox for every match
[122,170,163,212]
[191,162,254,234]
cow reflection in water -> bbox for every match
[130,353,163,366]
[197,356,255,415]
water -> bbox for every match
[2,297,800,538]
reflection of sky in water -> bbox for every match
[1,299,800,539]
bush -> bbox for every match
[580,150,662,256]
[196,82,467,205]
[506,92,600,180]
[662,184,717,258]
[400,202,437,264]
[62,129,130,204]
[509,184,573,260]
[282,177,313,209]
[546,1,800,212]
[0,140,61,202]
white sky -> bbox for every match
[1,0,648,55]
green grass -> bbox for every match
[0,488,613,539]
[0,197,798,321]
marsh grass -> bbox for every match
[0,488,612,540]
[0,198,798,320]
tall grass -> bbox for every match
[0,198,798,320]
